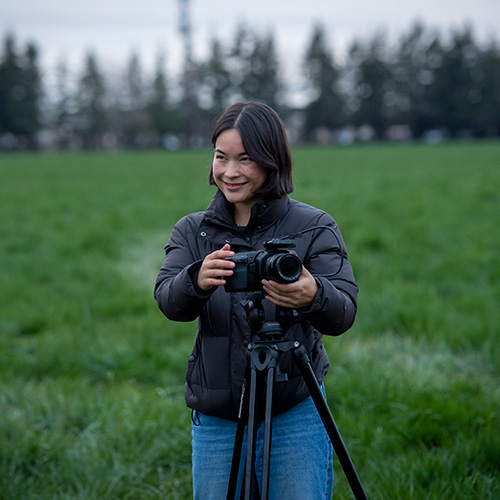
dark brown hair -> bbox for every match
[209,101,294,199]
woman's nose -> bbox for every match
[225,160,240,176]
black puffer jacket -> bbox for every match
[154,189,358,421]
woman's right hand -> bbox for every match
[197,244,235,291]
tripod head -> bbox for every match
[240,292,296,341]
[239,292,299,385]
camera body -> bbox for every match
[224,238,302,292]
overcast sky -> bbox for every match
[2,0,499,77]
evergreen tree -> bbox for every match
[228,25,255,102]
[226,26,281,108]
[347,33,391,138]
[19,42,42,138]
[302,24,344,140]
[148,50,177,144]
[77,51,107,148]
[474,40,500,136]
[0,34,42,147]
[177,51,203,147]
[392,22,437,136]
[243,33,281,110]
[430,26,481,136]
[200,38,232,115]
[0,34,22,136]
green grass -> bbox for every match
[0,142,499,499]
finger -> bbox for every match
[209,250,234,261]
[206,258,235,272]
[262,279,297,296]
[264,293,295,308]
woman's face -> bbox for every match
[212,129,267,221]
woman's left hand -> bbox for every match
[262,267,318,309]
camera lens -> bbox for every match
[264,253,302,283]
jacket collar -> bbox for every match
[204,189,289,232]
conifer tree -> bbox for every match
[77,51,107,148]
[0,34,42,146]
[302,24,344,140]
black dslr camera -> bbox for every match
[224,238,302,292]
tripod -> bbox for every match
[226,293,368,500]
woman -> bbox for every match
[154,101,358,499]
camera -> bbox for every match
[224,238,302,292]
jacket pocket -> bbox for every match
[185,333,201,384]
[186,334,231,390]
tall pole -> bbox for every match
[177,0,196,147]
[178,0,193,64]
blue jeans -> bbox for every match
[192,390,333,499]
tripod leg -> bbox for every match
[261,365,275,500]
[292,345,368,500]
[243,366,259,500]
[226,379,248,500]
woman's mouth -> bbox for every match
[224,182,247,191]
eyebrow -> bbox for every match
[214,148,248,156]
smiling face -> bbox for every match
[212,128,268,225]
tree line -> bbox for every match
[1,21,499,150]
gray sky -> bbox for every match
[2,0,499,77]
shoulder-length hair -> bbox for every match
[209,101,294,199]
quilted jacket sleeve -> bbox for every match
[154,215,213,322]
[297,211,358,336]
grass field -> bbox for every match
[0,141,499,499]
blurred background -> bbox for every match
[1,3,499,498]
[1,0,499,150]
